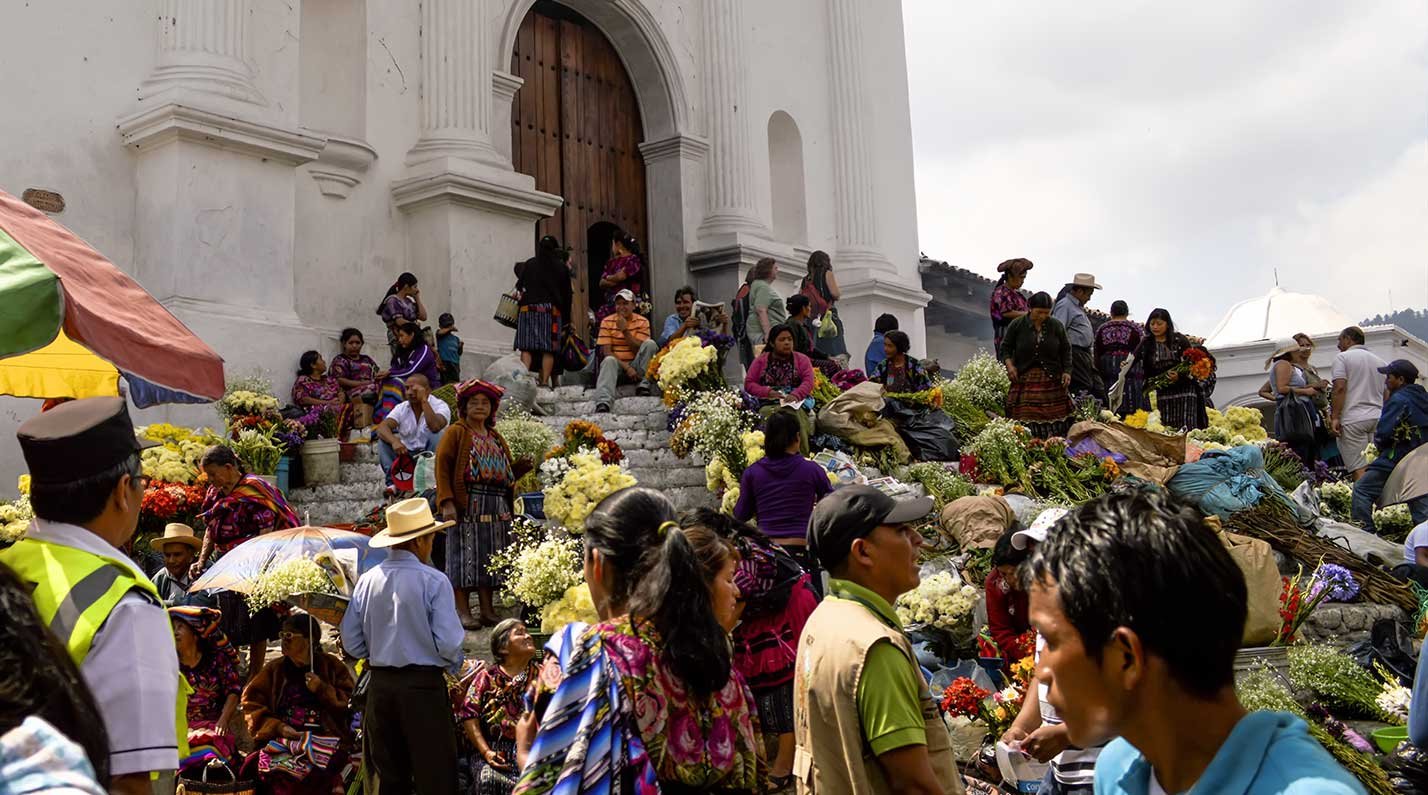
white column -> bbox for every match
[827,0,891,270]
[699,0,764,235]
[406,0,504,167]
[140,0,264,105]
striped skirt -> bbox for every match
[447,484,513,589]
[514,303,562,353]
[1006,367,1074,439]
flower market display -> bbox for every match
[496,408,557,493]
[946,351,1010,416]
[540,582,600,634]
[245,557,337,613]
[542,448,637,532]
[652,336,723,405]
[489,518,595,633]
[546,419,623,466]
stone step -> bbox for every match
[622,447,704,470]
[288,480,385,505]
[534,412,669,434]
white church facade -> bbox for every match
[0,0,928,426]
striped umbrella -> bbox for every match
[190,525,387,597]
[0,189,224,406]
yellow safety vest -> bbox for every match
[0,536,191,761]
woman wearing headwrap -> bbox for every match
[436,380,532,629]
[170,607,243,774]
[459,619,540,795]
[989,258,1033,360]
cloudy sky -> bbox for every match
[902,1,1428,335]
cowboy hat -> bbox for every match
[996,258,1033,274]
[370,497,454,548]
[1264,337,1307,369]
[1065,273,1102,290]
[150,522,202,552]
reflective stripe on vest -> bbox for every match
[0,536,189,758]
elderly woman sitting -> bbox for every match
[743,323,816,454]
[458,619,539,795]
[240,614,357,794]
[171,607,243,774]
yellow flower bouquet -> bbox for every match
[543,449,638,532]
[654,337,723,406]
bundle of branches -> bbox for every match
[1226,502,1417,614]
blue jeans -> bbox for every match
[1353,466,1428,533]
[376,431,443,486]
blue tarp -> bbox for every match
[1167,445,1296,519]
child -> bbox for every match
[436,312,463,383]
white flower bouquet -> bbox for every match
[543,449,637,532]
[0,480,33,546]
[895,571,979,634]
[246,558,337,613]
[496,409,557,468]
[230,426,283,476]
[1317,481,1354,521]
[503,536,584,611]
[948,351,1010,416]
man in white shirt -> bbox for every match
[0,398,182,795]
[375,373,450,488]
[1330,326,1387,477]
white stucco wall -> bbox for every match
[0,0,926,498]
[1210,327,1428,410]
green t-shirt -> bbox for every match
[746,280,787,343]
[827,579,929,756]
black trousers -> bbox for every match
[1070,346,1105,404]
[365,666,458,795]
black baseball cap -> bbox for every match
[1379,359,1419,382]
[808,485,934,570]
[18,397,157,485]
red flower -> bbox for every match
[939,678,990,718]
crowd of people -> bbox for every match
[5,393,1403,795]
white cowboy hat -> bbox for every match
[150,522,202,552]
[1264,337,1307,370]
[370,498,454,549]
[1066,273,1102,290]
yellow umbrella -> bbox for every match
[0,327,120,400]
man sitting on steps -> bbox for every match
[374,373,450,491]
[594,288,658,413]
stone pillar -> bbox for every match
[698,0,763,236]
[827,0,892,271]
[405,0,504,168]
[141,0,264,106]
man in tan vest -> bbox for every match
[793,485,965,794]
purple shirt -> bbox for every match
[733,455,833,540]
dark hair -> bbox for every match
[538,235,561,253]
[750,257,778,282]
[682,507,772,549]
[1145,308,1175,337]
[1029,291,1054,310]
[583,487,677,610]
[629,525,735,699]
[991,525,1030,569]
[394,321,423,357]
[763,408,804,458]
[298,350,321,376]
[1110,300,1129,317]
[340,327,364,345]
[0,563,110,781]
[765,323,795,349]
[874,314,900,334]
[29,452,141,526]
[281,612,321,651]
[1293,333,1314,348]
[1341,326,1366,346]
[1028,490,1246,699]
[200,444,246,475]
[995,258,1032,286]
[674,285,697,303]
[786,294,811,316]
[885,330,911,355]
[375,272,418,313]
[806,250,831,274]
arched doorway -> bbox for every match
[510,1,648,336]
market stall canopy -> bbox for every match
[0,189,224,407]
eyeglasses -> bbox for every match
[279,631,306,641]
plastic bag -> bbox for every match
[1346,619,1418,685]
[411,451,437,494]
[929,658,996,695]
[483,352,538,412]
[884,398,959,461]
[1384,741,1428,792]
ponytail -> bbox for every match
[629,526,732,698]
[375,272,418,314]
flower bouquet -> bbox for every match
[1262,441,1310,492]
[811,370,842,409]
[1144,346,1215,394]
[219,389,281,424]
[693,328,736,353]
[939,677,989,719]
[668,389,757,468]
[904,463,975,510]
[885,385,945,410]
[139,481,208,536]
[977,685,1024,739]
[496,409,557,493]
[964,419,1034,492]
[653,337,723,406]
[494,534,583,614]
[542,449,637,532]
[547,420,624,466]
[897,571,980,658]
[0,476,34,547]
[1288,643,1397,722]
[540,582,600,634]
[1372,504,1414,542]
[246,558,337,613]
[1272,562,1346,645]
[138,423,226,484]
[297,406,340,440]
[947,351,1010,416]
[229,427,284,476]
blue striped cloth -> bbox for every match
[0,717,105,795]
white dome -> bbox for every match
[1204,287,1355,350]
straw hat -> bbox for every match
[1264,337,1307,370]
[1065,273,1102,290]
[370,498,454,548]
[150,522,202,552]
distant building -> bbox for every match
[1206,287,1428,411]
[918,256,996,371]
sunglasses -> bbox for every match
[279,631,308,642]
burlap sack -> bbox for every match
[816,381,911,459]
[938,495,1015,550]
[1067,419,1186,483]
[1204,515,1282,646]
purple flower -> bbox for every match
[1312,563,1359,602]
[832,369,867,390]
[667,402,689,432]
[694,329,736,352]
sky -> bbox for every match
[902,1,1428,335]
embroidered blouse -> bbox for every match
[1093,319,1143,361]
[330,353,379,399]
[183,650,242,726]
[871,356,932,393]
[467,429,514,489]
[291,374,341,407]
[460,661,539,742]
